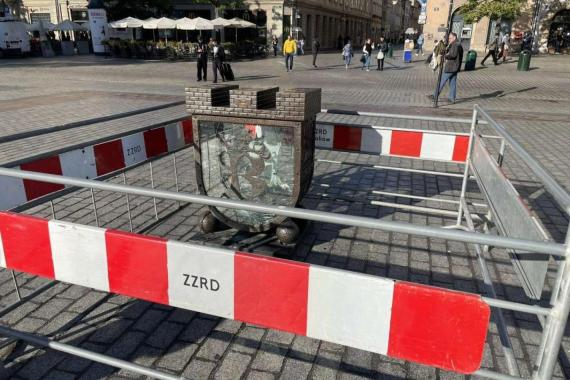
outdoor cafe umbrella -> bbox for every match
[210,17,233,42]
[143,17,176,42]
[55,20,87,32]
[26,21,56,32]
[141,17,158,40]
[108,16,143,29]
[228,17,256,44]
[108,17,144,40]
[175,17,196,40]
[54,20,87,41]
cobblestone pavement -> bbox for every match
[0,52,569,379]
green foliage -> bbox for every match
[459,0,527,24]
[102,0,171,21]
[192,0,244,15]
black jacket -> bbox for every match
[377,41,388,53]
[444,41,463,73]
[213,46,225,62]
[312,39,320,53]
[197,42,208,59]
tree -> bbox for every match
[459,0,527,24]
[4,0,22,18]
[192,0,244,18]
[102,0,171,21]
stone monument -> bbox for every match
[185,85,321,245]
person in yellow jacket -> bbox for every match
[283,35,297,72]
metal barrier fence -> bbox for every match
[0,105,567,380]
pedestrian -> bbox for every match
[272,36,278,57]
[283,35,297,72]
[429,32,463,104]
[312,36,320,67]
[416,33,424,56]
[555,30,563,54]
[481,33,499,66]
[196,37,208,82]
[342,39,353,70]
[298,37,305,55]
[522,31,533,51]
[376,36,388,71]
[500,33,510,62]
[429,39,445,71]
[212,40,226,83]
[361,38,372,71]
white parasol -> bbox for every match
[26,21,56,32]
[108,17,143,29]
[55,20,88,32]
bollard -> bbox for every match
[387,43,393,58]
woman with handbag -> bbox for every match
[342,40,353,70]
[376,36,388,71]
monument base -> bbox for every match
[195,211,311,258]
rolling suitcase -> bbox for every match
[222,63,235,81]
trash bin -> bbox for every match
[517,50,531,71]
[387,43,393,58]
[464,50,477,71]
[403,49,413,63]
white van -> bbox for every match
[0,8,30,57]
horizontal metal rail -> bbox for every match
[0,167,566,257]
[0,326,183,380]
[321,109,488,125]
[474,105,570,215]
[316,159,466,178]
[316,120,471,136]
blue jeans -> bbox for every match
[285,53,294,70]
[344,54,352,65]
[435,71,458,101]
[362,54,371,69]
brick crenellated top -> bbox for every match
[185,84,321,122]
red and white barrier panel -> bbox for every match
[0,211,490,374]
[316,124,470,163]
[0,120,194,211]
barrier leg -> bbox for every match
[91,188,99,228]
[150,162,158,220]
[462,199,521,377]
[533,225,570,380]
[173,154,180,208]
[9,271,21,301]
[498,139,506,167]
[456,109,478,226]
[50,200,56,220]
[123,173,134,233]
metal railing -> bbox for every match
[0,106,567,380]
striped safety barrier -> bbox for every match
[316,124,470,163]
[0,211,490,374]
[0,120,194,211]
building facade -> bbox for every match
[18,0,425,49]
[20,0,89,25]
[421,0,570,53]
